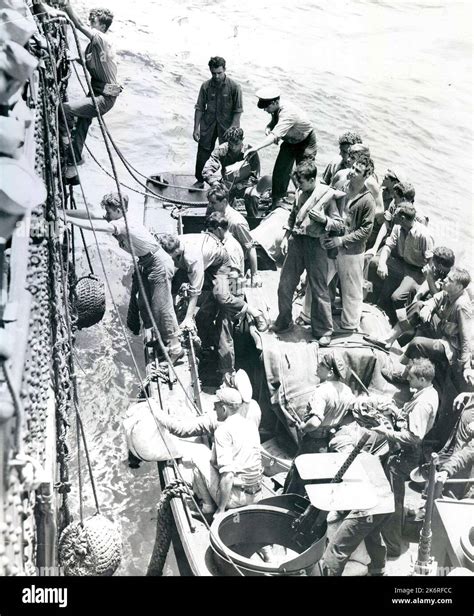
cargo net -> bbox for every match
[1,14,74,577]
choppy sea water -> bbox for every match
[66,0,472,575]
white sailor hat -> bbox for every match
[0,156,46,216]
[234,369,253,403]
[256,86,280,108]
[0,115,24,157]
[0,9,37,45]
[0,41,38,83]
[216,387,243,406]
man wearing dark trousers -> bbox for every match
[270,160,344,345]
[60,1,122,182]
[245,87,317,208]
[192,57,243,189]
[158,215,266,377]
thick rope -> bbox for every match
[71,60,208,206]
[146,480,192,576]
[69,187,95,275]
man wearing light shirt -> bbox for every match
[59,1,122,182]
[65,192,182,361]
[158,215,267,376]
[206,185,261,287]
[245,87,317,209]
[371,358,439,557]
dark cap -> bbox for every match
[256,86,280,109]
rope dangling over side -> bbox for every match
[59,514,123,576]
[146,481,192,577]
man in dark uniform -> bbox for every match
[192,57,243,189]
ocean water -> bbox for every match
[66,0,472,575]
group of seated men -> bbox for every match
[152,350,472,576]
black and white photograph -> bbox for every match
[0,0,472,610]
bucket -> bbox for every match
[210,496,326,576]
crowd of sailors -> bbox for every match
[2,1,472,576]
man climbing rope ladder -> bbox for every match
[65,192,184,363]
[58,1,122,183]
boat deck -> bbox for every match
[142,182,443,577]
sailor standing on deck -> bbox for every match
[65,192,183,362]
[58,1,122,183]
[270,160,344,344]
[245,87,317,209]
[192,57,243,190]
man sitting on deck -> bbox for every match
[156,385,262,517]
[397,267,473,390]
[367,246,455,350]
[370,358,439,557]
[371,203,434,325]
[194,387,262,515]
[65,192,183,362]
[202,126,260,199]
[284,352,355,495]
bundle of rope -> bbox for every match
[58,514,122,576]
[73,274,106,329]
